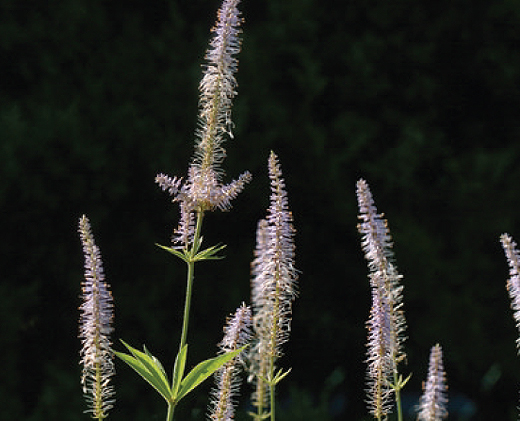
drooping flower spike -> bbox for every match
[417,344,448,421]
[156,0,251,249]
[78,215,115,419]
[208,304,252,421]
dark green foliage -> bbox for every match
[2,0,520,419]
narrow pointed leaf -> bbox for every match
[114,351,172,401]
[144,345,168,379]
[121,341,169,385]
[176,347,245,402]
[156,243,190,262]
[116,340,172,401]
[271,367,292,385]
[172,345,188,397]
[193,244,227,261]
[192,235,203,255]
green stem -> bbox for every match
[393,370,403,421]
[395,388,403,421]
[269,382,276,421]
[179,258,195,352]
[179,211,204,352]
[166,402,175,421]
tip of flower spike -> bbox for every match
[194,0,243,179]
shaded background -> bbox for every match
[2,0,520,419]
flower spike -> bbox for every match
[501,233,520,351]
[156,0,250,249]
[209,304,252,420]
[195,0,243,176]
[249,152,298,417]
[417,344,448,421]
[357,179,407,419]
[78,215,115,419]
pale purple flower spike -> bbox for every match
[156,0,250,248]
[78,215,115,419]
[249,152,298,411]
[501,233,520,351]
[357,179,407,418]
[417,344,448,421]
[208,304,252,421]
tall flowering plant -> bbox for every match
[116,0,250,419]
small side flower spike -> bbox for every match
[417,344,448,421]
[208,304,252,421]
[78,215,115,419]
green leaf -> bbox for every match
[193,243,226,262]
[144,345,168,379]
[171,345,188,397]
[271,367,292,385]
[176,346,245,402]
[156,243,190,263]
[192,235,203,255]
[396,373,412,390]
[115,340,172,401]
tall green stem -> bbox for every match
[168,211,205,421]
[179,259,195,353]
[179,211,204,352]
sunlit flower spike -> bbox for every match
[209,304,252,420]
[156,0,251,249]
[249,152,298,419]
[357,179,408,419]
[417,344,448,421]
[78,215,115,419]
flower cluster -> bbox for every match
[78,215,115,419]
[356,179,407,418]
[209,304,252,421]
[417,344,448,421]
[501,233,520,351]
[249,151,298,413]
[156,0,251,249]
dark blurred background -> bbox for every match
[2,0,520,419]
